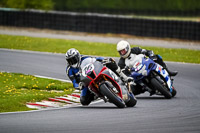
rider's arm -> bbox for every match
[66,66,80,89]
[118,57,126,69]
[72,79,79,89]
[117,58,131,76]
[141,49,154,57]
[131,47,154,57]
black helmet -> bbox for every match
[65,48,81,68]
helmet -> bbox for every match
[116,40,131,58]
[65,48,81,68]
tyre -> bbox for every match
[171,86,177,97]
[125,93,137,107]
[99,83,125,108]
[151,78,172,99]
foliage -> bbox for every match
[0,0,199,12]
[0,0,54,10]
[53,0,200,12]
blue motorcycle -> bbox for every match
[127,54,176,99]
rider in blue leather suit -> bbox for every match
[65,48,104,105]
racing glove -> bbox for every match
[102,58,118,71]
[141,49,154,57]
[116,67,135,84]
[74,82,83,90]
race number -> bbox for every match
[82,64,94,77]
[133,61,143,71]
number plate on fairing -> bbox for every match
[133,61,143,71]
[82,64,94,77]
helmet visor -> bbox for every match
[66,55,79,65]
[119,49,127,56]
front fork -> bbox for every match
[151,71,173,93]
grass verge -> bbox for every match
[0,72,74,113]
[130,15,200,22]
[0,34,199,64]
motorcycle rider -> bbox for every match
[116,40,178,95]
[65,48,132,106]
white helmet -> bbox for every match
[117,40,131,58]
[65,48,81,68]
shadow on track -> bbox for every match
[136,96,166,100]
[77,106,120,109]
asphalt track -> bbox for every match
[0,49,200,133]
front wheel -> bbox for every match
[171,86,177,97]
[126,92,137,107]
[151,78,172,99]
[99,83,125,108]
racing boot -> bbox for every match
[165,67,178,76]
[155,55,178,76]
[162,62,178,76]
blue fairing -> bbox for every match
[131,71,143,81]
[131,58,156,81]
[130,57,172,92]
[96,57,104,61]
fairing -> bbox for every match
[130,56,172,91]
[80,61,128,99]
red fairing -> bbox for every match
[87,70,97,80]
[88,67,123,98]
[87,75,93,80]
[100,66,107,73]
[101,74,123,98]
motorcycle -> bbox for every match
[126,54,176,99]
[80,59,137,108]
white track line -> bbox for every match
[34,75,71,83]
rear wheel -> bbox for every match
[151,78,172,99]
[100,83,125,108]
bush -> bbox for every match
[0,0,200,15]
[53,0,200,11]
[0,0,54,10]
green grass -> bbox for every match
[0,72,74,113]
[130,15,200,22]
[0,34,199,64]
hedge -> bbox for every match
[53,0,200,12]
[0,0,199,15]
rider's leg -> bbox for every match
[80,87,95,106]
[154,55,178,76]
